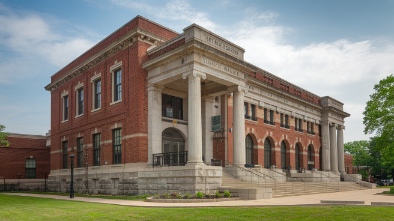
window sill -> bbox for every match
[61,119,69,123]
[75,114,84,119]
[110,100,122,106]
[91,108,101,113]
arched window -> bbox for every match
[264,138,272,168]
[295,143,301,171]
[162,128,186,166]
[245,135,253,165]
[25,158,36,178]
[308,145,314,170]
[281,141,287,169]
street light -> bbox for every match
[70,154,74,198]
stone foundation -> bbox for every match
[47,163,222,195]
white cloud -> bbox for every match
[0,5,96,83]
[111,0,217,31]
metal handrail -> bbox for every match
[152,151,188,167]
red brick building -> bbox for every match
[0,133,49,179]
[45,16,351,194]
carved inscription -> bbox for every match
[202,58,242,77]
[203,34,239,56]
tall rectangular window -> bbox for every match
[113,69,122,102]
[113,129,122,164]
[280,113,284,127]
[62,141,68,169]
[269,110,274,124]
[251,104,256,121]
[77,88,84,116]
[63,95,69,121]
[264,108,267,123]
[162,94,183,120]
[25,158,36,178]
[93,79,101,109]
[77,137,84,167]
[244,102,249,118]
[93,133,101,166]
[285,114,289,128]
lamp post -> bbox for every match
[70,154,74,198]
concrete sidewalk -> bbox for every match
[2,189,394,207]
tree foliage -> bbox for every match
[0,124,10,147]
[344,140,371,166]
[363,75,394,178]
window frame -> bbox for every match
[110,61,123,105]
[62,141,68,169]
[113,128,122,164]
[25,158,36,178]
[76,88,84,116]
[62,94,69,122]
[93,133,101,166]
[162,94,183,120]
[76,137,84,168]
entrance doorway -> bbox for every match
[162,128,186,166]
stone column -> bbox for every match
[337,125,345,173]
[202,96,215,164]
[330,123,338,172]
[321,120,331,171]
[233,86,247,166]
[147,84,163,166]
[182,71,206,165]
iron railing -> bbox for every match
[152,151,188,167]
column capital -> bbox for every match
[329,122,336,127]
[182,71,206,80]
[147,83,164,92]
[336,125,345,130]
[227,85,248,94]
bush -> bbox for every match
[223,190,231,198]
[215,190,222,198]
[390,187,394,194]
[195,191,204,199]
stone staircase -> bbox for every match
[221,170,368,198]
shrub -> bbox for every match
[390,187,394,194]
[195,191,204,199]
[215,190,222,198]
[223,190,231,198]
[184,194,193,199]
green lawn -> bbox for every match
[1,194,394,221]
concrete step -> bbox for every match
[221,171,368,198]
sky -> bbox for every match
[0,0,393,143]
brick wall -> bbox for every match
[49,17,177,171]
[0,134,49,179]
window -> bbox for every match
[76,88,84,116]
[307,122,315,135]
[25,158,36,178]
[162,94,183,120]
[308,145,314,170]
[251,104,257,121]
[264,108,274,125]
[63,95,69,121]
[93,79,101,110]
[77,137,84,168]
[113,69,122,102]
[295,118,303,132]
[264,138,271,168]
[281,141,287,169]
[295,143,301,171]
[244,102,249,119]
[245,135,253,165]
[113,129,122,164]
[280,113,290,128]
[93,133,101,166]
[62,141,68,169]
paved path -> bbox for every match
[2,189,394,207]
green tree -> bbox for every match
[344,140,371,166]
[363,74,394,179]
[0,124,10,147]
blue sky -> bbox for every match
[1,0,394,143]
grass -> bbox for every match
[1,194,394,221]
[25,191,150,200]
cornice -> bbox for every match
[45,28,165,91]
